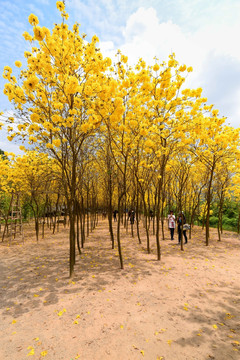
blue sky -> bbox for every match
[1,0,240,153]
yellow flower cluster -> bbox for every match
[15,61,22,68]
[28,14,39,26]
[65,76,80,95]
[56,1,65,12]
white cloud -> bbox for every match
[0,140,23,155]
[100,6,240,127]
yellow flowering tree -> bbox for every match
[190,116,240,245]
[2,2,113,275]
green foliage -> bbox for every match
[22,202,33,220]
[222,215,238,228]
[0,192,11,216]
[209,216,218,226]
[199,199,240,232]
[0,149,8,160]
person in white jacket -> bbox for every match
[168,210,176,240]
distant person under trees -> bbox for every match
[130,210,135,225]
[113,210,118,222]
[177,212,188,244]
[168,210,176,240]
[150,209,154,220]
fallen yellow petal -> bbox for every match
[27,348,35,356]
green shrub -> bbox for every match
[222,216,237,228]
[209,216,218,226]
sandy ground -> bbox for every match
[0,218,240,360]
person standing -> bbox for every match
[177,212,188,244]
[168,210,175,240]
[130,209,135,224]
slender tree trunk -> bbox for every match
[136,187,141,244]
[180,223,184,251]
[108,209,114,249]
[42,218,45,239]
[68,159,77,277]
[87,189,90,237]
[117,194,124,269]
[206,162,215,246]
[35,218,39,242]
[156,179,161,261]
[80,196,85,248]
[76,201,81,254]
[69,211,75,277]
[237,211,240,234]
[143,198,150,253]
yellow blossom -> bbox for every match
[153,64,160,72]
[28,14,39,26]
[34,26,45,41]
[56,1,65,11]
[15,61,22,68]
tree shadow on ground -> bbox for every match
[172,284,240,360]
[0,219,239,329]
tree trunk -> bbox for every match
[156,179,161,261]
[143,199,150,253]
[76,201,81,254]
[206,162,215,246]
[136,188,141,244]
[117,195,124,269]
[69,211,75,277]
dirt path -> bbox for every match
[0,219,240,359]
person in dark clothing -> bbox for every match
[149,209,154,220]
[130,210,135,224]
[113,210,118,222]
[177,212,187,244]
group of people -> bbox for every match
[168,210,188,244]
[113,209,135,224]
[112,209,189,244]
